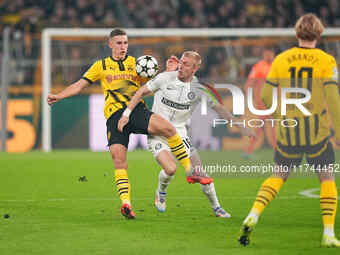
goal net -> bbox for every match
[41,28,340,153]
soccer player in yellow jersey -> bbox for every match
[239,14,340,247]
[47,28,192,219]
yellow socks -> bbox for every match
[250,176,284,215]
[320,180,338,236]
[115,169,130,205]
[167,134,191,172]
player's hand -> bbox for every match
[166,55,179,72]
[47,94,59,106]
[118,116,129,132]
[241,127,256,138]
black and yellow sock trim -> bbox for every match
[251,177,284,215]
[114,169,130,204]
[320,180,338,226]
[167,134,191,171]
[320,197,337,216]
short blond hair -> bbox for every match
[295,13,324,41]
[182,51,202,67]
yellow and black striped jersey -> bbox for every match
[83,55,148,119]
[261,47,340,146]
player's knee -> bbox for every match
[112,157,127,169]
[162,125,176,138]
[319,172,334,182]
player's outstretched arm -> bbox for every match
[118,85,153,132]
[212,104,256,138]
[47,79,89,106]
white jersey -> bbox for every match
[146,71,216,129]
[146,71,217,157]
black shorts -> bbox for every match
[106,103,153,148]
[274,139,335,168]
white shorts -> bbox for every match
[147,135,195,158]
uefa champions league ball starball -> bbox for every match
[136,55,159,78]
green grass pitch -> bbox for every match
[1,149,340,255]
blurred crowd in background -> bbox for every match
[1,0,340,87]
[2,0,340,31]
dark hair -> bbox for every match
[110,28,127,38]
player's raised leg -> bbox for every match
[110,144,135,219]
[148,114,191,173]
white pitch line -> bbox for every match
[299,188,320,198]
[299,187,340,199]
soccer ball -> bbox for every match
[136,55,159,78]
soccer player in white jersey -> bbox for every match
[118,51,254,217]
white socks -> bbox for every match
[324,225,335,237]
[157,169,174,193]
[158,170,222,211]
[245,211,259,224]
[200,183,220,209]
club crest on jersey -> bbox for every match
[128,65,134,72]
[106,75,113,83]
[155,143,162,150]
[187,91,196,100]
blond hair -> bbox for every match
[182,51,202,67]
[295,14,324,41]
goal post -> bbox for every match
[41,28,340,152]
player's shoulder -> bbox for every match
[270,48,296,67]
[126,55,136,62]
[315,49,336,63]
[191,80,205,89]
[87,58,106,70]
[273,48,293,61]
[155,71,178,81]
[190,81,209,97]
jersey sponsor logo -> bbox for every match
[166,86,176,90]
[112,74,138,81]
[187,91,196,100]
[161,97,190,110]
